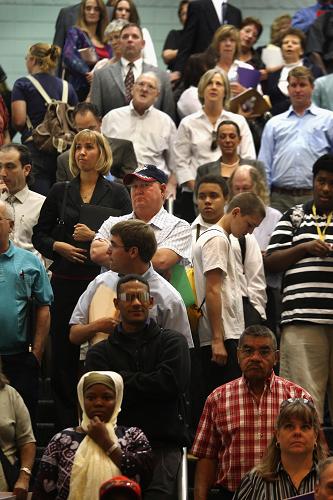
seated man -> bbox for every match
[70,219,193,349]
[192,325,313,500]
[86,274,191,500]
[90,165,192,275]
[56,102,137,182]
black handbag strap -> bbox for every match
[59,181,70,224]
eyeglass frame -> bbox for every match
[237,346,277,358]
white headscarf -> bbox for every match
[68,371,123,500]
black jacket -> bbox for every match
[85,319,191,446]
[32,175,131,276]
[174,0,242,72]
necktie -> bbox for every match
[124,62,135,104]
[221,1,227,24]
[6,194,16,226]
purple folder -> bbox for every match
[285,492,315,500]
[237,66,261,88]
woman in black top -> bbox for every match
[32,129,131,432]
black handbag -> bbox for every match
[52,181,70,241]
[0,447,20,491]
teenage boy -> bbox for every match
[193,191,265,399]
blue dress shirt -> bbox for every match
[258,104,333,189]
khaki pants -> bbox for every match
[280,322,333,423]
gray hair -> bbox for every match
[0,200,14,221]
[317,457,333,482]
[239,325,277,351]
[137,71,161,92]
[104,19,129,37]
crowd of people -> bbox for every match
[1,0,333,499]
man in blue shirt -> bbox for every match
[292,0,333,33]
[0,200,53,426]
[259,66,333,213]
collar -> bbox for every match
[129,100,154,117]
[120,57,142,69]
[276,461,318,474]
[141,263,154,280]
[133,206,166,229]
[287,102,317,117]
[191,214,212,230]
[243,370,275,393]
[3,184,29,204]
[0,240,15,258]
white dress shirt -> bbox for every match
[211,0,226,23]
[191,214,267,319]
[120,57,143,82]
[101,102,177,174]
[1,185,45,260]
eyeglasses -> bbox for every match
[118,291,150,303]
[238,346,276,358]
[280,398,315,409]
[135,81,157,92]
[211,131,218,151]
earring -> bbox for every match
[275,442,280,448]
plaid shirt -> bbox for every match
[191,372,312,492]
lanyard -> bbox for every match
[312,204,333,241]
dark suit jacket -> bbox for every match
[91,61,176,121]
[196,157,267,182]
[174,0,242,73]
[32,175,132,276]
[56,137,138,182]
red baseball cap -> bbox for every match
[99,476,142,500]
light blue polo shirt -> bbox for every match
[0,242,53,354]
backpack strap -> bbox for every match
[239,235,246,266]
[61,80,69,104]
[26,75,52,104]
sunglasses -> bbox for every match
[118,292,150,303]
[280,398,315,409]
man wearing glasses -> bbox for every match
[101,72,177,198]
[191,325,312,500]
[85,274,191,500]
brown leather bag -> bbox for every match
[26,75,76,154]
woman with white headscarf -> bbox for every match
[32,371,152,500]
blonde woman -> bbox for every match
[11,43,78,195]
[32,130,131,432]
[173,68,255,222]
[234,398,327,500]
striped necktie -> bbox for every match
[221,1,227,24]
[124,62,135,104]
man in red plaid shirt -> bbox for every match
[191,324,313,500]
